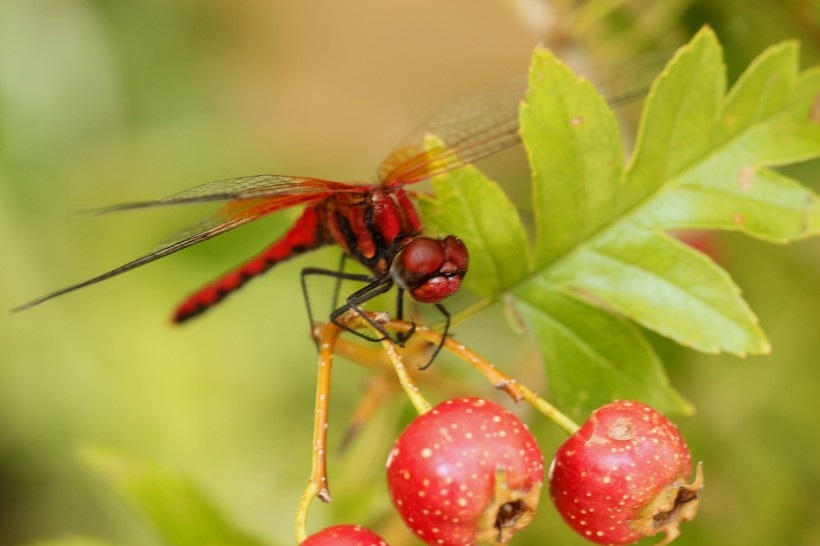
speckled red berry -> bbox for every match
[549,401,704,545]
[301,524,388,545]
[386,397,544,546]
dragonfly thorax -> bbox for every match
[390,235,468,304]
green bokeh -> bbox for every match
[2,2,819,546]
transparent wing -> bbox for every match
[89,174,360,213]
[378,68,657,186]
[150,190,336,250]
[13,177,362,311]
[378,77,526,186]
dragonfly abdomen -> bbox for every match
[173,206,330,323]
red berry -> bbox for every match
[386,397,544,546]
[301,524,388,545]
[549,401,704,545]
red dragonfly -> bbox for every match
[15,77,643,360]
[14,78,530,359]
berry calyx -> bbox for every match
[301,524,388,545]
[386,397,544,546]
[549,400,703,545]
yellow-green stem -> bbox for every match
[383,319,581,436]
[294,480,321,543]
[294,322,341,543]
[379,338,432,415]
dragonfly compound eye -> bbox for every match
[441,236,469,271]
[392,236,469,304]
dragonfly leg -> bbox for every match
[330,277,396,342]
[418,303,451,370]
[394,288,416,346]
[301,266,375,349]
[330,253,348,314]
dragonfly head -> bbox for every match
[391,235,468,304]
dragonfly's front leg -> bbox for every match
[394,287,416,346]
[300,266,375,348]
[330,277,395,342]
[417,303,450,370]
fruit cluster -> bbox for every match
[303,398,702,546]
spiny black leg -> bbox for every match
[301,267,318,348]
[301,266,376,349]
[394,288,416,346]
[330,277,395,341]
[418,303,451,371]
[330,253,347,314]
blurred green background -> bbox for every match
[2,1,820,545]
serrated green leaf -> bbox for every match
[725,81,820,167]
[513,29,820,357]
[792,66,820,104]
[515,280,692,418]
[424,29,820,416]
[418,148,529,299]
[625,27,726,208]
[549,225,769,355]
[715,41,798,144]
[80,446,269,546]
[520,47,626,267]
[630,48,820,240]
[634,166,820,241]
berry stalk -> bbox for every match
[295,321,343,543]
[330,310,433,414]
[379,336,432,414]
[380,317,581,436]
[297,314,432,543]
